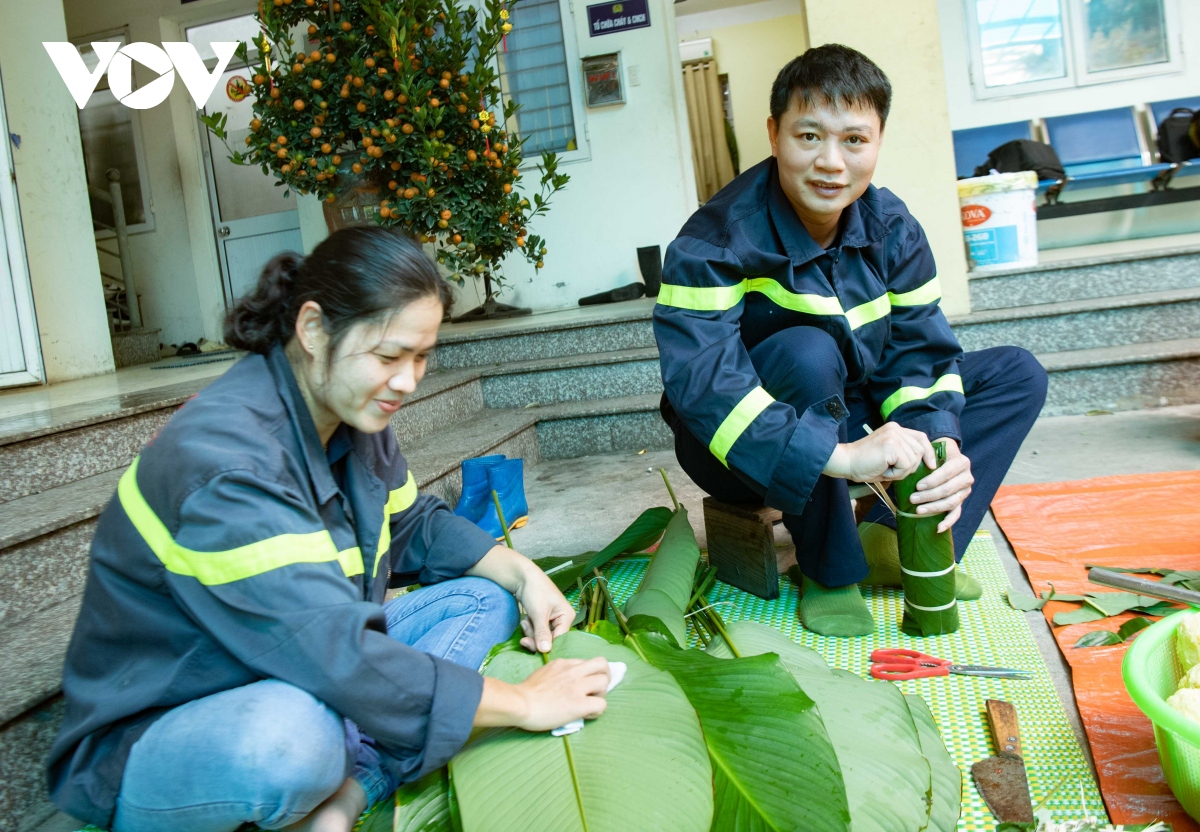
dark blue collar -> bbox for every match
[765,159,889,265]
[267,343,341,505]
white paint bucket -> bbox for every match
[956,171,1038,272]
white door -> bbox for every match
[194,34,303,306]
[0,65,45,388]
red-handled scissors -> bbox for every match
[869,648,1031,681]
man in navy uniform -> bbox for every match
[654,44,1046,636]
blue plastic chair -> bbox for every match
[1150,97,1200,178]
[951,121,1033,180]
[1043,107,1174,192]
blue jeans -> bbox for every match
[111,577,519,832]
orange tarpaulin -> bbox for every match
[992,471,1200,830]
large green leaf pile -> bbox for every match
[384,498,960,832]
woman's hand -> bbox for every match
[514,568,576,654]
[823,422,936,483]
[474,657,611,731]
[909,438,974,533]
[466,545,574,653]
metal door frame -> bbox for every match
[0,62,45,388]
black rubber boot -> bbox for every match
[578,282,646,306]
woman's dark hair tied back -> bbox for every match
[224,226,452,356]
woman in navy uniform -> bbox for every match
[49,228,612,832]
[654,45,1047,636]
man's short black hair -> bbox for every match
[769,44,892,127]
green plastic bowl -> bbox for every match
[1123,609,1200,820]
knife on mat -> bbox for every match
[971,699,1034,824]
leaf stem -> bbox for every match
[659,468,680,510]
[698,593,740,657]
[594,569,630,635]
[491,489,514,549]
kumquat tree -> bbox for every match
[203,0,569,315]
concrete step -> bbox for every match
[968,243,1200,312]
[479,348,662,409]
[110,329,162,369]
[0,381,200,504]
[1041,338,1200,416]
[949,287,1200,355]
[389,368,483,444]
[433,300,655,370]
[534,394,672,459]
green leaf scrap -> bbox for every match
[533,506,673,591]
[1073,630,1123,648]
[1007,590,1046,611]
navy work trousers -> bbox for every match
[668,326,1048,588]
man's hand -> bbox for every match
[823,422,936,483]
[909,437,973,533]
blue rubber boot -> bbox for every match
[453,455,506,523]
[478,458,529,541]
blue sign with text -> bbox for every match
[587,0,651,36]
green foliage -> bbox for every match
[1072,616,1155,648]
[708,621,947,832]
[533,506,673,591]
[631,632,851,832]
[621,507,700,646]
[210,0,568,288]
[452,631,714,832]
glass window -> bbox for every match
[498,0,578,154]
[974,0,1068,88]
[72,34,153,233]
[1083,0,1169,72]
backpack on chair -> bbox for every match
[973,139,1065,182]
[1157,108,1200,164]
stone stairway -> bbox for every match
[4,240,1198,830]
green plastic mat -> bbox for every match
[74,531,1103,832]
[596,530,1107,832]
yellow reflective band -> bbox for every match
[374,471,419,577]
[845,294,891,329]
[879,374,964,419]
[657,278,889,330]
[888,276,942,307]
[656,281,748,311]
[118,458,364,586]
[709,387,775,467]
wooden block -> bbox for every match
[702,496,781,600]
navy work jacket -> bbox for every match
[654,158,965,516]
[47,344,499,827]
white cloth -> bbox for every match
[551,661,627,737]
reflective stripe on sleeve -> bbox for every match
[374,470,419,577]
[879,374,964,419]
[657,278,890,330]
[118,458,364,586]
[709,386,775,467]
[888,276,942,307]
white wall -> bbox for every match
[805,0,971,315]
[938,0,1200,130]
[1,0,115,382]
[481,0,698,312]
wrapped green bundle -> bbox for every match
[624,507,700,646]
[894,441,959,637]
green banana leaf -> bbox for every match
[533,507,674,591]
[894,441,959,637]
[904,694,962,832]
[622,507,701,645]
[391,769,453,832]
[630,631,850,832]
[708,621,936,832]
[451,630,713,832]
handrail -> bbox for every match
[105,169,140,329]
